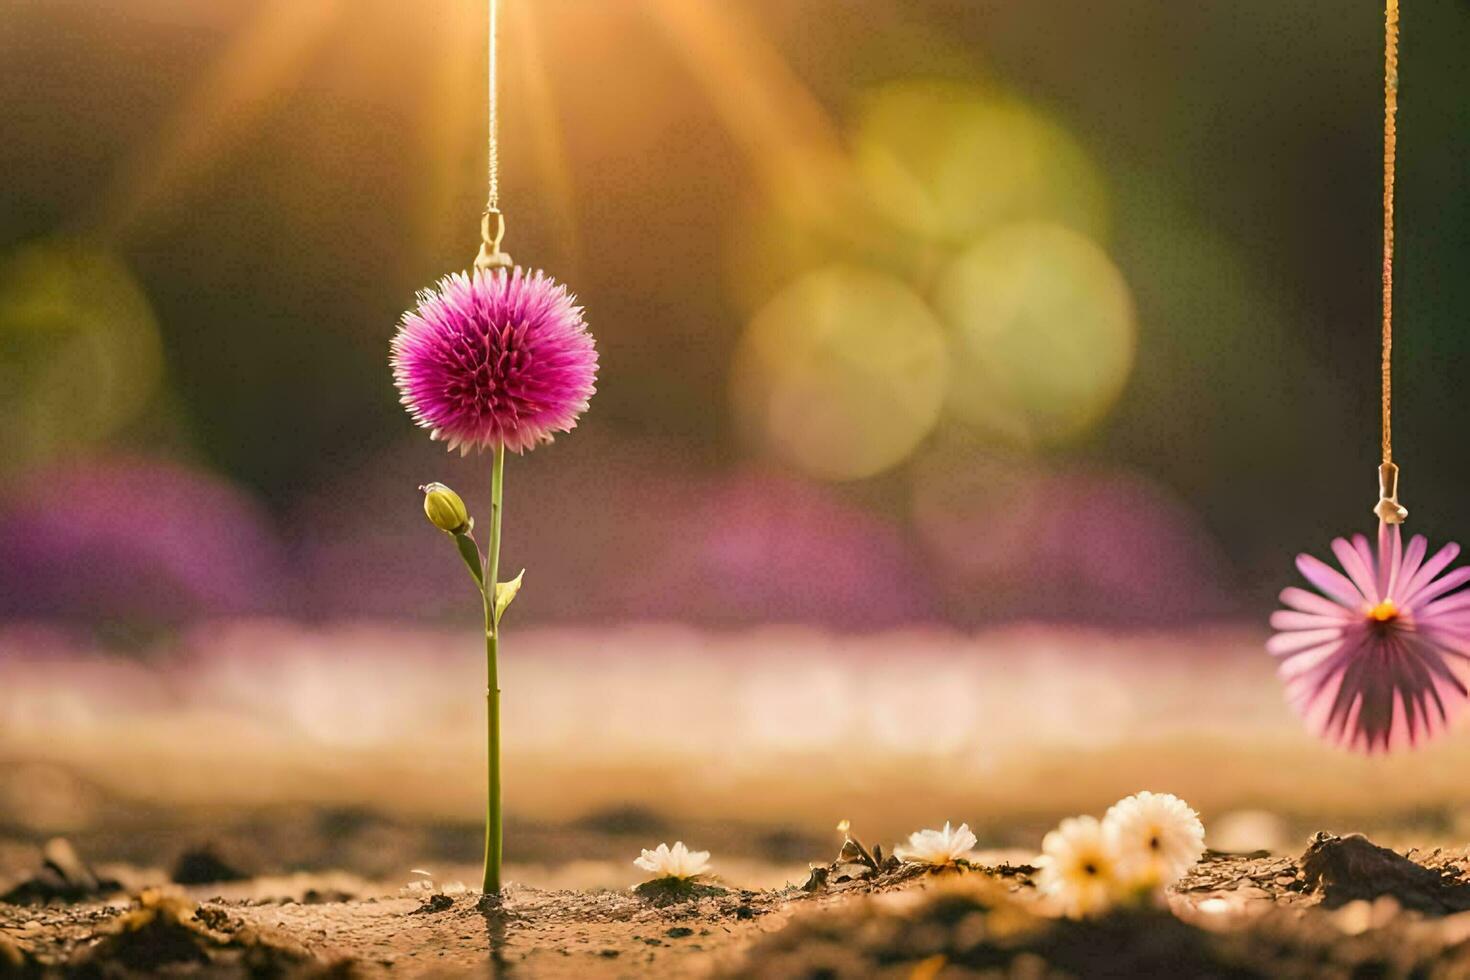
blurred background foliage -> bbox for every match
[2,0,1469,636]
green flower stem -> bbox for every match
[482,442,506,896]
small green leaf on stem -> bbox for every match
[455,533,485,588]
[494,569,525,623]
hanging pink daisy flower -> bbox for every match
[391,267,598,455]
[1269,522,1470,752]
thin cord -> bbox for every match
[1381,0,1398,465]
[486,0,500,212]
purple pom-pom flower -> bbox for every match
[391,260,597,895]
[391,267,598,455]
[1269,522,1470,752]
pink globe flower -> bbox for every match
[1269,522,1470,752]
[391,268,598,454]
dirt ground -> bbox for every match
[8,835,1470,977]
[0,884,792,978]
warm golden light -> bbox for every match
[90,0,346,240]
[642,0,842,176]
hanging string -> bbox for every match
[474,0,511,270]
[1372,0,1406,524]
[1381,0,1398,466]
[486,0,501,212]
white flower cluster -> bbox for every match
[630,792,1201,909]
[400,869,469,898]
[893,821,977,867]
[633,841,712,881]
[1037,791,1206,918]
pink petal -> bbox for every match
[1397,542,1462,606]
[1393,534,1429,598]
[1279,587,1352,618]
[1417,591,1470,618]
[1378,522,1403,599]
[1277,639,1346,680]
[1417,626,1470,661]
[1294,653,1357,743]
[1405,566,1470,609]
[1297,553,1365,608]
[1326,653,1376,746]
[1267,627,1343,657]
[1270,610,1344,631]
[1332,534,1379,603]
[1408,639,1469,699]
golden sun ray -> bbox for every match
[507,0,582,269]
[639,0,844,181]
[416,0,480,259]
[88,0,345,241]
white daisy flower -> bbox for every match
[633,841,712,880]
[1102,791,1205,888]
[893,821,977,866]
[1036,815,1119,918]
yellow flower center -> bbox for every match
[1367,599,1399,622]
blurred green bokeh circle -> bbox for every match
[0,240,164,469]
[732,265,948,481]
[934,222,1135,446]
[853,80,1109,247]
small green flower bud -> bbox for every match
[420,482,471,535]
